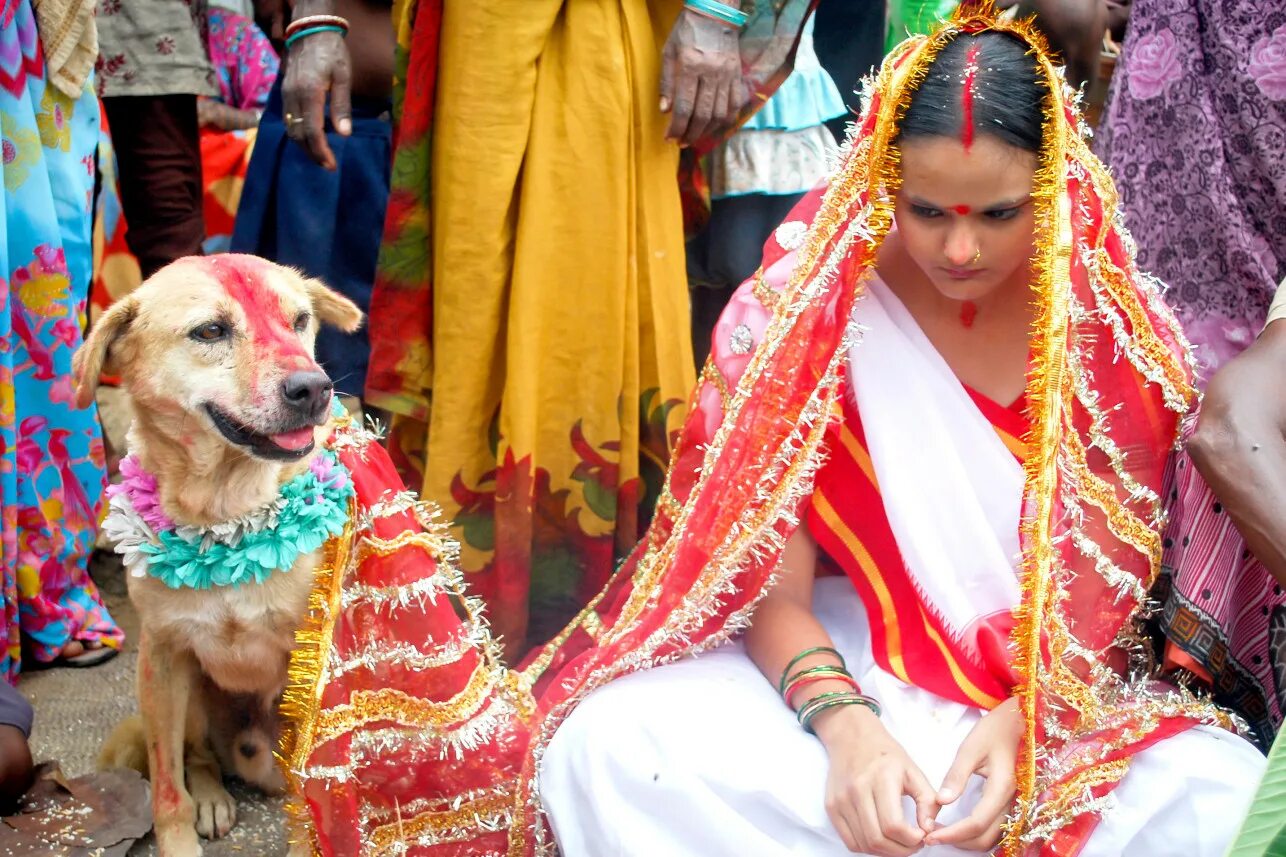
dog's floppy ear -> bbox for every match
[304,277,363,333]
[73,298,137,409]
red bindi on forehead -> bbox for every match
[951,204,972,215]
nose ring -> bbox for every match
[971,248,982,265]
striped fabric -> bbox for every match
[806,383,1029,712]
[1161,446,1284,749]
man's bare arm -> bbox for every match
[1188,320,1286,585]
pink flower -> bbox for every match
[33,244,66,274]
[111,455,175,532]
[1127,28,1183,100]
[47,375,75,406]
[15,437,42,474]
[1249,25,1286,101]
[52,317,80,347]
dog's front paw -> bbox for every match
[155,820,204,857]
[189,776,237,839]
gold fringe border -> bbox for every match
[277,498,357,856]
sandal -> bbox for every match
[58,644,119,668]
[21,639,119,671]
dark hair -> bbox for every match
[897,32,1047,153]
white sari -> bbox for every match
[540,274,1263,857]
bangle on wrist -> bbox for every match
[285,13,349,37]
[778,646,846,694]
[683,0,749,28]
[783,667,859,707]
[797,691,882,734]
[285,24,347,49]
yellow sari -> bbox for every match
[371,0,694,650]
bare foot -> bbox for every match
[47,639,117,668]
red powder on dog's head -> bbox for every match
[199,255,312,367]
[960,43,982,153]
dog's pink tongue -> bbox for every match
[270,427,315,451]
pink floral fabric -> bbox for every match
[1098,1,1286,377]
[1249,25,1286,101]
[1125,28,1183,100]
[205,8,278,111]
[2,0,123,682]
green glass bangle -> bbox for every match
[797,690,881,720]
[797,689,869,725]
[796,690,858,719]
[779,646,846,694]
[285,24,347,49]
[683,0,749,28]
[781,665,853,695]
[798,693,882,734]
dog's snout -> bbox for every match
[281,370,333,417]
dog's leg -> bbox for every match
[185,741,238,839]
[184,680,238,839]
[138,635,202,857]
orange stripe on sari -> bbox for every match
[807,384,1028,711]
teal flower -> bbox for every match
[140,451,355,590]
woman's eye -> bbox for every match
[910,203,943,219]
[294,312,311,332]
[984,208,1020,221]
[191,322,229,342]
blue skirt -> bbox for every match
[231,78,392,398]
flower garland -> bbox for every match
[103,450,355,590]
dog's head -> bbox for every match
[73,255,363,462]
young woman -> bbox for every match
[540,21,1264,857]
[268,5,1265,855]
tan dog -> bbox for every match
[74,255,362,856]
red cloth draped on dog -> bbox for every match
[283,6,1237,855]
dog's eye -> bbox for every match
[191,322,229,342]
[293,312,311,333]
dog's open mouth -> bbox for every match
[204,405,318,460]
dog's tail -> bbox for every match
[98,715,149,775]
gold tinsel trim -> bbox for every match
[276,499,356,856]
[701,362,733,413]
[311,673,498,748]
[368,794,512,853]
[751,267,780,308]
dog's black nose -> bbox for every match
[282,370,333,418]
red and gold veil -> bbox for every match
[282,4,1237,854]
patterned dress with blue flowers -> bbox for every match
[0,0,123,682]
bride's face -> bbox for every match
[893,134,1038,303]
